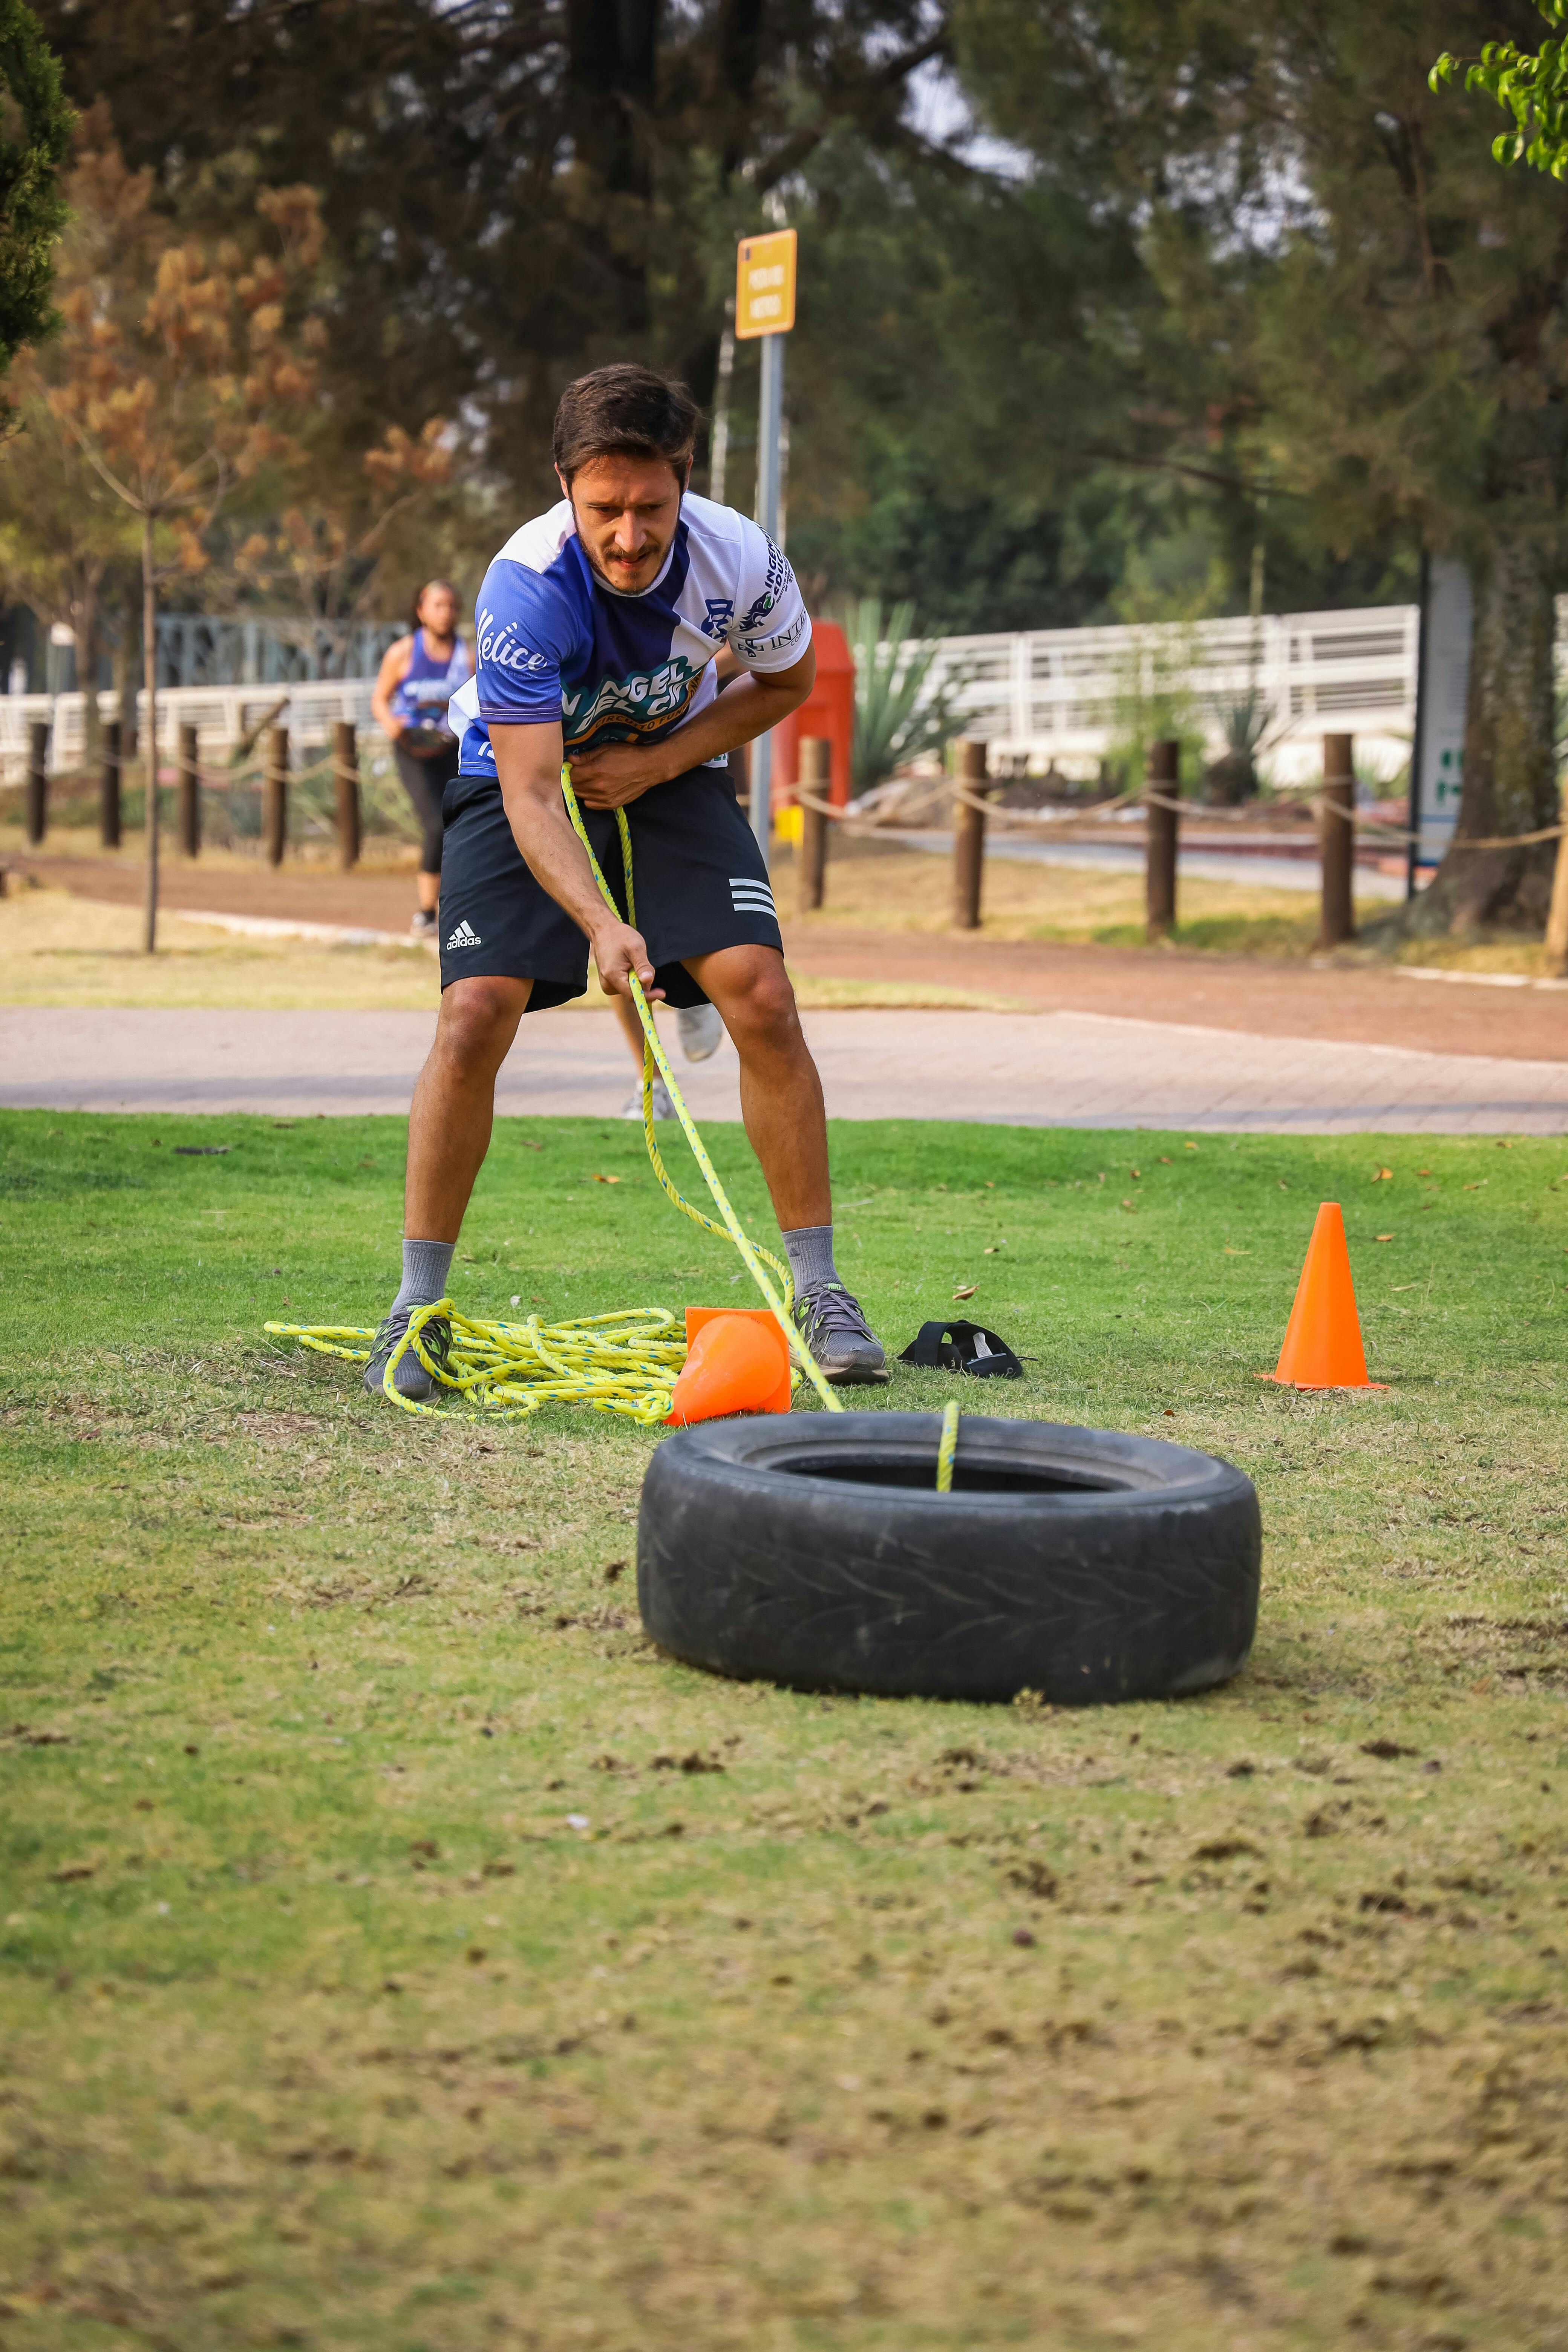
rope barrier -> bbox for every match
[266,765,846,1424]
[945,778,1568,855]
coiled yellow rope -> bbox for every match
[266,767,845,1424]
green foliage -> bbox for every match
[0,0,72,380]
[1432,4,1568,176]
[843,596,961,794]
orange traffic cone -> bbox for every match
[1266,1201,1384,1390]
[666,1308,793,1424]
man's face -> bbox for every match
[562,454,685,595]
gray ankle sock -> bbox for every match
[391,1236,456,1317]
[782,1223,838,1294]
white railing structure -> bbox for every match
[924,606,1424,783]
[0,678,381,780]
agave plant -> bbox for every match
[844,597,960,795]
[1204,687,1273,804]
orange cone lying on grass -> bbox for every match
[1267,1200,1386,1390]
[665,1307,793,1425]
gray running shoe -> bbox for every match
[363,1308,452,1403]
[677,1003,724,1062]
[622,1076,676,1121]
[792,1280,890,1386]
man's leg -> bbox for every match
[365,975,531,1401]
[683,944,885,1381]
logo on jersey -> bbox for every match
[699,596,735,640]
[736,540,792,635]
[562,654,701,745]
[476,605,551,675]
[737,608,807,662]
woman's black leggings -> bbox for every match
[394,740,461,876]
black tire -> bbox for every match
[637,1411,1260,1706]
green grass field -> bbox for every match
[3,1108,1567,2350]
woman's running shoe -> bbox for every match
[621,1076,676,1121]
[410,908,438,939]
[676,1003,724,1061]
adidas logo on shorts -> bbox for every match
[445,917,482,950]
[729,875,776,919]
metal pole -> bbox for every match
[750,330,784,851]
[709,300,735,504]
[1318,732,1355,948]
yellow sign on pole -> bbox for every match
[735,228,797,339]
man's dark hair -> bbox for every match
[553,364,700,488]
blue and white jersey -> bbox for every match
[446,492,810,776]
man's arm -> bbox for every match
[490,717,664,1001]
[567,642,815,810]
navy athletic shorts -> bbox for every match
[436,762,782,1011]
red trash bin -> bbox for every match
[773,620,854,808]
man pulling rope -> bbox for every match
[364,364,890,1401]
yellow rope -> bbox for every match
[266,765,844,1422]
[936,1399,959,1492]
[271,1299,687,1426]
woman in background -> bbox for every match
[371,579,474,937]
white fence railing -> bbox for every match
[0,679,381,781]
[6,597,1554,789]
[924,606,1424,783]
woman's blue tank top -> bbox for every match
[390,629,474,734]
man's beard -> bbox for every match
[580,530,669,591]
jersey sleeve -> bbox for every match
[472,558,575,726]
[726,518,812,672]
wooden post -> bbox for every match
[263,725,288,867]
[798,735,829,913]
[952,738,987,930]
[334,720,361,870]
[1544,807,1568,979]
[1144,738,1180,939]
[1318,732,1355,948]
[25,719,47,846]
[100,719,122,849]
[177,721,201,858]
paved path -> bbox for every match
[6,1005,1568,1132]
[14,846,1566,1061]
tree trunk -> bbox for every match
[142,513,159,956]
[1406,524,1560,935]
